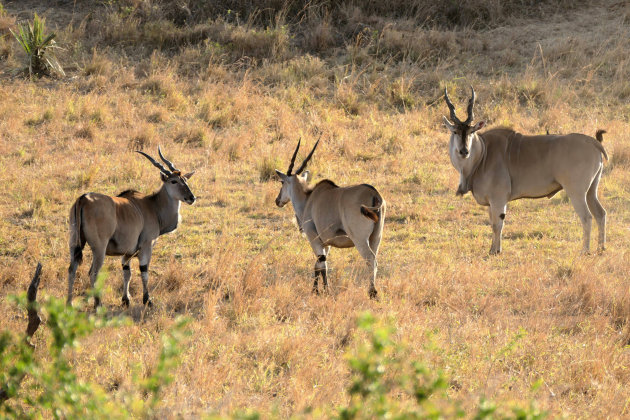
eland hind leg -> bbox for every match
[354,240,378,299]
[586,166,606,251]
[66,245,84,305]
[368,203,385,256]
[88,246,106,308]
[565,187,593,253]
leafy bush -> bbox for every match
[0,273,545,419]
[335,312,547,419]
[11,13,64,77]
[0,275,190,419]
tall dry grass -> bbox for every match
[1,0,630,417]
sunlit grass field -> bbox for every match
[1,0,630,417]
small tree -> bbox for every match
[11,13,65,78]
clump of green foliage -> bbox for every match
[0,283,190,419]
[335,312,547,420]
[0,292,545,419]
[11,13,65,77]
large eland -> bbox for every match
[275,138,386,298]
[443,87,607,254]
[67,148,196,308]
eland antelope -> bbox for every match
[443,87,607,254]
[275,139,386,298]
[67,148,196,308]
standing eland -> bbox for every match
[443,87,607,254]
[444,87,608,254]
[275,138,386,298]
[66,147,196,308]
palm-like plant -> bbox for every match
[11,13,65,77]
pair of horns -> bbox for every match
[136,146,179,175]
[287,135,321,176]
[444,86,476,125]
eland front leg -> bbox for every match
[138,245,154,307]
[308,240,329,295]
[121,256,131,307]
[488,201,507,255]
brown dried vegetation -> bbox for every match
[1,0,630,417]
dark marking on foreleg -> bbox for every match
[500,213,505,220]
[140,264,152,307]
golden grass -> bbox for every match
[2,1,630,418]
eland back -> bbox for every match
[443,87,607,254]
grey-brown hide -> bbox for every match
[66,147,196,308]
[443,87,607,254]
[275,139,386,298]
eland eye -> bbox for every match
[170,180,177,184]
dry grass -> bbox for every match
[2,0,630,418]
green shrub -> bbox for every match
[0,275,190,419]
[11,13,64,77]
[335,312,547,419]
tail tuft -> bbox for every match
[361,206,379,223]
[596,129,606,143]
[360,196,382,223]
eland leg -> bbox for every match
[138,246,153,307]
[309,243,328,295]
[566,188,593,253]
[488,201,507,255]
[88,247,106,309]
[66,246,83,306]
[121,256,131,307]
[355,241,378,299]
[312,256,326,295]
[321,246,330,291]
[586,167,606,251]
[313,247,331,293]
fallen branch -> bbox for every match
[25,262,42,340]
[0,262,43,404]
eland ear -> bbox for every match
[275,169,287,180]
[160,172,169,182]
[183,171,195,179]
[472,121,485,132]
[300,170,311,183]
[443,116,456,133]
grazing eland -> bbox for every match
[443,87,607,254]
[66,147,196,308]
[275,138,386,298]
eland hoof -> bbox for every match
[143,293,153,307]
[122,296,130,307]
[368,288,378,300]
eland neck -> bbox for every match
[151,184,181,235]
[451,133,485,196]
[288,180,310,230]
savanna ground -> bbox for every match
[2,0,630,417]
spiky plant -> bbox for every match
[11,13,64,77]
